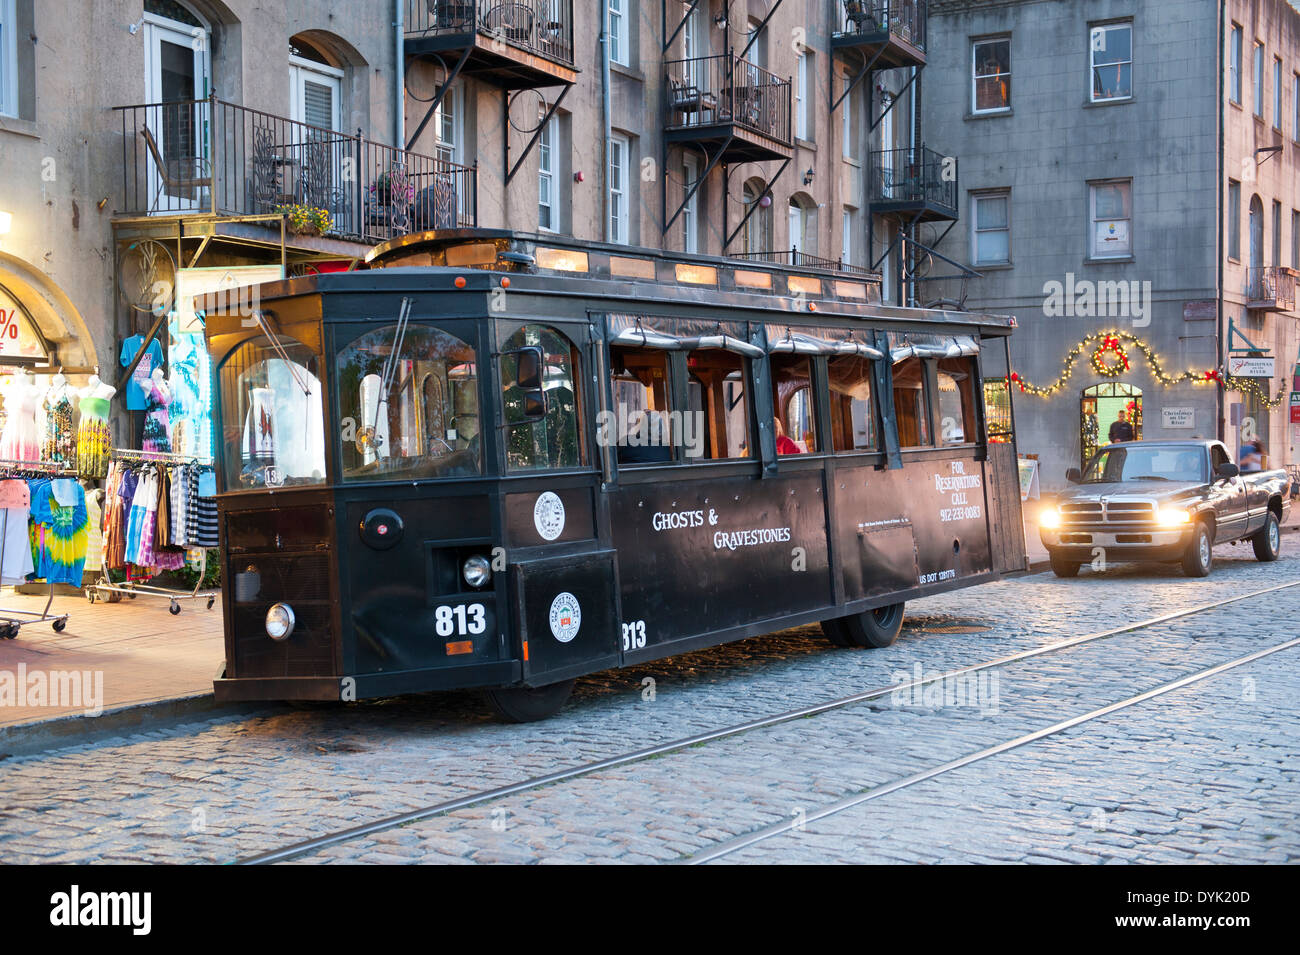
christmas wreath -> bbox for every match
[1091,336,1131,376]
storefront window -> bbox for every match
[337,325,480,481]
[502,325,584,471]
[219,336,326,489]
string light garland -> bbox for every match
[1009,330,1286,409]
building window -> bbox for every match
[970,191,1010,266]
[1254,41,1265,118]
[842,207,855,266]
[1294,73,1300,140]
[538,116,555,231]
[1089,180,1133,259]
[788,196,814,259]
[972,37,1011,113]
[1228,179,1241,260]
[1090,21,1132,102]
[289,53,343,132]
[1230,25,1243,104]
[0,0,16,118]
[435,86,462,164]
[609,132,630,244]
[608,0,628,67]
[1275,57,1283,128]
[795,50,810,140]
[841,75,855,160]
[742,178,771,255]
[1273,199,1283,266]
[1292,210,1299,268]
[682,155,699,254]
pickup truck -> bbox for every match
[1038,440,1290,577]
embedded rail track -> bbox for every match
[239,578,1300,865]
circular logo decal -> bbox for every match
[548,592,581,643]
[534,491,566,541]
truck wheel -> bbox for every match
[1252,512,1282,562]
[1182,522,1213,577]
[484,679,577,722]
[820,617,853,647]
[842,603,905,649]
[1049,553,1081,578]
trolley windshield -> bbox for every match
[218,335,327,489]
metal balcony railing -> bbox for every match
[835,0,927,51]
[1247,266,1297,311]
[113,96,477,243]
[868,145,957,215]
[406,0,575,66]
[665,53,793,145]
[728,249,874,277]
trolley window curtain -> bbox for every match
[607,313,764,359]
[764,324,884,359]
[887,332,981,362]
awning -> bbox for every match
[889,334,980,362]
[608,314,764,359]
[766,325,884,359]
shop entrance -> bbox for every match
[1080,382,1142,470]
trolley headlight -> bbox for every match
[462,555,492,589]
[1156,507,1192,528]
[265,603,296,642]
[1039,506,1062,530]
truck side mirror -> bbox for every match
[504,346,547,422]
[1065,467,1081,484]
[1216,462,1240,480]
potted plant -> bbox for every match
[276,203,333,237]
[370,168,416,208]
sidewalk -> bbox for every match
[0,589,225,736]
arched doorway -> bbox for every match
[1080,382,1142,469]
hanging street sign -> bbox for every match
[1227,355,1275,378]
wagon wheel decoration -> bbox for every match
[507,89,550,134]
[664,143,711,191]
[117,239,176,316]
[405,53,451,103]
[1091,336,1131,376]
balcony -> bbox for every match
[867,145,957,222]
[832,0,927,70]
[664,53,792,163]
[112,96,477,246]
[404,0,577,89]
[728,249,875,278]
[1246,266,1297,312]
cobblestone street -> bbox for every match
[1,550,1297,865]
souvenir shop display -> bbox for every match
[85,448,218,614]
[0,459,73,638]
[76,375,116,480]
[43,372,75,465]
[0,369,44,462]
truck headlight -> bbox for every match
[1039,506,1062,530]
[1156,507,1192,527]
[266,603,296,641]
[462,555,492,588]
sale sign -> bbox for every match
[0,289,51,365]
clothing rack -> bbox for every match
[0,460,73,638]
[86,450,218,615]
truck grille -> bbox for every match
[1061,501,1156,527]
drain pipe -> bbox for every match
[601,0,611,241]
[395,0,405,148]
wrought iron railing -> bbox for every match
[113,96,477,242]
[729,249,874,277]
[835,0,927,51]
[665,52,792,145]
[1247,266,1296,310]
[405,0,575,66]
[868,145,957,215]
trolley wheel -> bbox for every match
[169,600,181,615]
[483,678,577,723]
[52,618,67,633]
[819,617,853,647]
[842,602,906,649]
[1049,552,1081,578]
[206,596,216,610]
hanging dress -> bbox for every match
[141,377,172,454]
[43,390,75,465]
[0,380,42,462]
[76,393,112,480]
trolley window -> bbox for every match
[609,343,675,464]
[502,325,585,471]
[687,348,751,459]
[892,356,932,448]
[219,336,327,490]
[337,325,480,481]
[771,354,817,454]
[935,356,978,445]
[982,377,1014,443]
[827,354,878,452]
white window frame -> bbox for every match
[538,115,556,232]
[1274,56,1283,129]
[1089,21,1132,103]
[1293,72,1299,141]
[609,132,630,244]
[0,0,17,118]
[435,85,463,165]
[841,75,854,160]
[1253,41,1265,117]
[1089,179,1133,260]
[142,9,212,214]
[842,207,855,267]
[1228,179,1241,260]
[1230,25,1243,104]
[970,190,1011,266]
[971,36,1012,114]
[608,0,628,68]
[788,201,805,255]
[1292,209,1299,269]
[795,50,809,140]
[682,155,699,254]
[289,55,344,132]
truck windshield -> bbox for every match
[1083,446,1207,483]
